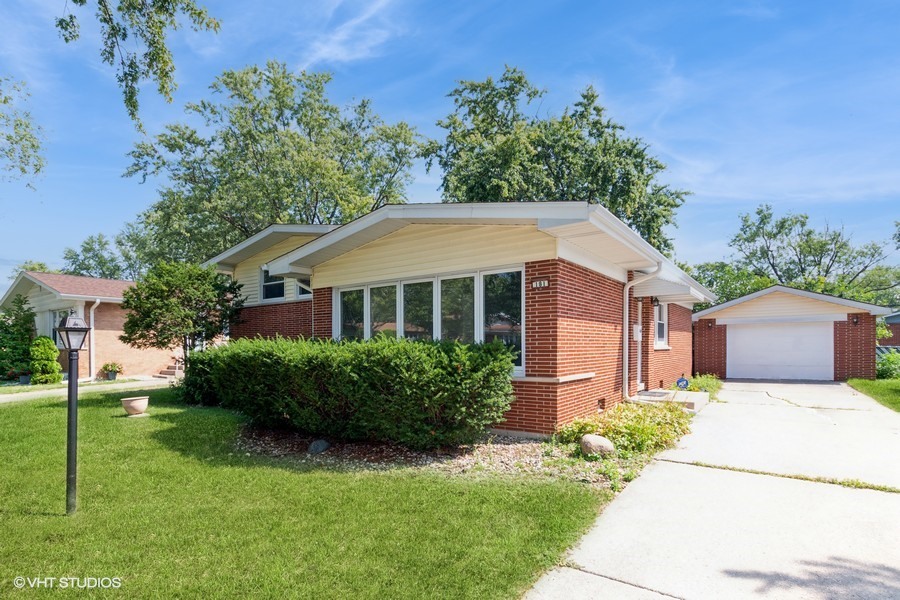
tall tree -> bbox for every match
[687,262,776,309]
[0,295,36,378]
[125,61,420,264]
[120,262,243,366]
[55,0,219,127]
[62,234,125,279]
[0,78,43,186]
[424,67,687,253]
[8,260,60,281]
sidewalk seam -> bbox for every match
[564,565,686,599]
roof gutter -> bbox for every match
[622,263,661,403]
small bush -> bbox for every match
[30,336,62,385]
[673,373,722,398]
[101,362,123,374]
[877,350,900,380]
[556,402,692,456]
[179,336,516,449]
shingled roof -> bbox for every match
[23,271,133,300]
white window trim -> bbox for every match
[654,303,669,350]
[259,268,286,304]
[295,278,313,301]
[333,265,525,376]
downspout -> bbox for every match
[89,299,101,381]
[622,263,661,403]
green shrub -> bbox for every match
[556,402,692,457]
[180,336,516,449]
[876,350,900,380]
[29,336,62,385]
[101,362,123,374]
[672,373,723,398]
[0,294,36,379]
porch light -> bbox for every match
[55,310,91,516]
[651,297,660,307]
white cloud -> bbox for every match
[299,0,401,69]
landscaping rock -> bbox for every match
[581,434,615,457]
[308,439,330,455]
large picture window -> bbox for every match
[440,276,475,342]
[335,267,525,373]
[483,271,522,367]
[403,281,434,340]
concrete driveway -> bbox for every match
[527,381,900,599]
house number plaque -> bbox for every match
[531,280,550,289]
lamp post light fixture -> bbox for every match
[55,310,91,516]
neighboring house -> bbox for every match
[0,271,175,380]
[883,312,900,345]
[693,286,891,381]
[205,202,716,435]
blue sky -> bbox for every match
[1,0,898,295]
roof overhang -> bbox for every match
[265,202,716,304]
[203,224,338,271]
[0,272,124,308]
[632,265,711,304]
[692,285,893,321]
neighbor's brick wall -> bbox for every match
[692,318,727,379]
[641,303,692,390]
[57,303,175,380]
[834,313,877,380]
[882,323,900,346]
[230,300,313,340]
[312,288,333,338]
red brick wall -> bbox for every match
[882,323,900,346]
[312,288,333,338]
[231,300,312,340]
[57,303,175,380]
[692,318,727,378]
[641,303,692,389]
[835,313,877,380]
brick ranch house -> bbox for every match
[693,286,891,381]
[206,202,716,436]
[0,271,175,380]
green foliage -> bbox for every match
[0,77,44,188]
[0,294,36,378]
[687,261,775,309]
[101,362,123,374]
[876,350,900,380]
[877,320,892,343]
[62,233,125,279]
[424,66,686,254]
[728,204,898,307]
[7,260,59,281]
[556,402,692,457]
[672,373,723,399]
[56,0,219,127]
[29,336,62,385]
[120,262,244,366]
[180,336,516,450]
[124,62,420,264]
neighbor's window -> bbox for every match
[50,309,70,347]
[340,289,364,340]
[369,284,398,338]
[440,276,475,343]
[655,303,668,347]
[403,281,434,340]
[261,269,285,300]
[483,271,522,367]
[296,276,313,299]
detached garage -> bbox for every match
[692,286,890,381]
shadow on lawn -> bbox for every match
[724,556,900,599]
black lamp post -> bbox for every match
[55,311,91,516]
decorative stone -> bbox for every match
[581,434,615,457]
[308,439,330,455]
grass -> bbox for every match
[847,378,900,412]
[0,378,140,395]
[0,388,602,598]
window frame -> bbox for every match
[654,302,669,349]
[333,265,525,375]
[259,268,286,303]
[295,277,313,301]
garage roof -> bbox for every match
[692,285,892,321]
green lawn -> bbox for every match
[848,378,900,412]
[0,378,138,395]
[0,389,603,598]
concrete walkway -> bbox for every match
[527,381,900,599]
[0,378,171,405]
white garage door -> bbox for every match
[727,322,834,380]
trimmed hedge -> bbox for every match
[30,336,62,385]
[180,336,516,449]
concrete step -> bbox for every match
[635,389,709,413]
